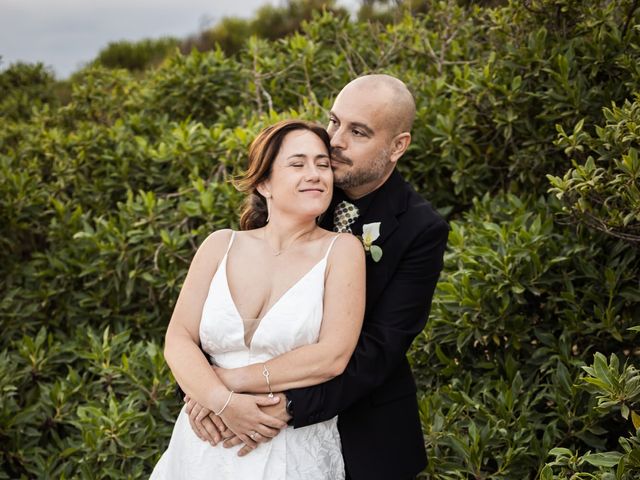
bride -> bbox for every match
[150,119,366,479]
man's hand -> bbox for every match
[222,393,291,457]
[185,395,228,446]
[260,393,291,423]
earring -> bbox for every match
[265,195,271,223]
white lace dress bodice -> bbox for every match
[150,231,344,480]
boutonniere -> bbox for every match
[360,222,383,262]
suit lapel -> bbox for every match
[356,171,410,315]
[359,170,408,245]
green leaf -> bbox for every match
[631,410,640,430]
[549,447,573,457]
[582,452,623,468]
[540,465,554,480]
[370,245,383,262]
[621,403,630,419]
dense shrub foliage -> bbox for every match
[0,62,59,122]
[92,37,181,72]
[1,1,639,478]
[550,100,640,244]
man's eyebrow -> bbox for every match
[329,111,374,136]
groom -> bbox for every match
[190,74,448,479]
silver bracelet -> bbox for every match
[214,390,234,416]
[262,364,274,398]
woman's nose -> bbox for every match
[305,164,321,181]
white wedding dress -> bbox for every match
[150,231,344,480]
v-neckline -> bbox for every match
[223,247,327,349]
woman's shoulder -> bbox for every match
[324,232,365,262]
[201,227,234,246]
[194,228,235,262]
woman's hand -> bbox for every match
[218,392,287,450]
[222,392,290,456]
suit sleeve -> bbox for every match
[287,216,449,428]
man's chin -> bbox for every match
[333,172,350,189]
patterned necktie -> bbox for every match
[333,201,360,233]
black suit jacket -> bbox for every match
[287,170,449,479]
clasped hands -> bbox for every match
[184,367,291,457]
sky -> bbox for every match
[0,0,357,79]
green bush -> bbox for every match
[145,48,247,125]
[92,37,181,72]
[0,62,58,121]
[550,97,640,244]
[1,1,639,478]
[0,327,177,478]
[411,193,639,478]
[541,351,640,479]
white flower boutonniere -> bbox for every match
[361,222,383,262]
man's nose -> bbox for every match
[330,127,346,150]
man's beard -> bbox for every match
[332,148,390,190]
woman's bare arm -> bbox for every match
[163,229,236,411]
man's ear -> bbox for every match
[389,132,411,164]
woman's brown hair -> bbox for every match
[235,119,331,230]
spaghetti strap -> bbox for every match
[322,234,341,261]
[224,230,236,257]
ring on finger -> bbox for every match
[249,431,258,440]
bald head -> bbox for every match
[338,74,416,134]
